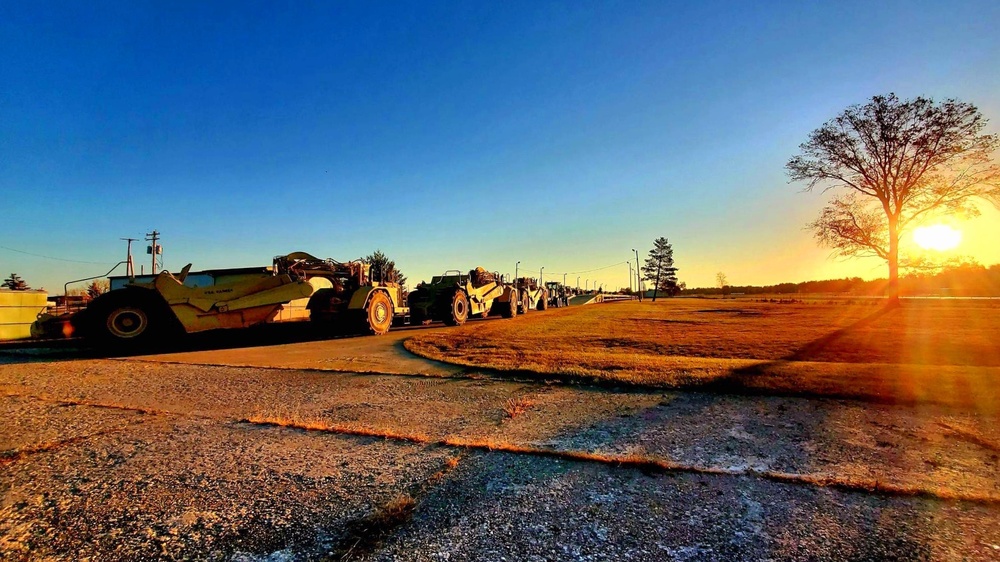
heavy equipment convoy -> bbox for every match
[546,281,570,307]
[408,267,519,326]
[72,251,407,348]
[514,277,548,313]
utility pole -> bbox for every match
[121,237,138,278]
[563,273,567,286]
[540,267,544,286]
[146,230,161,274]
[515,261,520,281]
[633,248,642,301]
[577,276,580,290]
[627,262,632,293]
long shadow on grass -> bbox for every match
[781,305,897,362]
[701,305,921,404]
[696,303,998,415]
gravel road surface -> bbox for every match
[2,327,998,560]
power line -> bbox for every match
[0,245,113,265]
[521,261,629,276]
[563,261,630,275]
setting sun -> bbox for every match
[913,224,962,251]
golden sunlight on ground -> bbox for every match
[913,224,963,251]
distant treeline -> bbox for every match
[683,264,1000,297]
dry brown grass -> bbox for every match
[937,420,1000,452]
[0,435,98,467]
[4,392,175,417]
[404,299,1000,412]
[242,415,1000,505]
[378,494,417,522]
[323,440,465,560]
[331,493,418,560]
[502,395,535,419]
[244,413,433,443]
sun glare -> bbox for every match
[913,224,962,252]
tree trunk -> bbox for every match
[887,218,900,306]
[652,265,661,302]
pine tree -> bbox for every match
[641,238,679,301]
[86,280,109,300]
[2,273,29,290]
[364,250,407,286]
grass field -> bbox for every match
[404,298,1000,412]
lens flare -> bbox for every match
[913,224,962,251]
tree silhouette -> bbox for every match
[364,250,407,286]
[2,273,29,290]
[641,237,678,300]
[788,93,1000,304]
[716,272,730,297]
[86,280,109,300]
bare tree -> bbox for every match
[787,93,1000,304]
[716,272,729,298]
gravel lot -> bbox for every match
[2,333,999,561]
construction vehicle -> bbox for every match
[277,252,408,334]
[545,281,569,307]
[407,267,519,326]
[71,251,407,348]
[514,277,548,313]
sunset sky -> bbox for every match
[3,1,999,292]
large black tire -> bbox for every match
[308,288,339,327]
[500,294,517,319]
[363,291,394,335]
[537,294,548,311]
[409,308,426,326]
[444,290,469,326]
[406,289,424,309]
[518,290,529,314]
[83,289,180,351]
[407,289,429,325]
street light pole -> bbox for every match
[577,276,580,290]
[632,248,642,301]
[540,267,544,285]
[627,262,632,292]
[515,261,520,281]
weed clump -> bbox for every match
[502,395,535,419]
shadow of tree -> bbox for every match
[784,304,897,362]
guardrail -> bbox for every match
[599,294,638,302]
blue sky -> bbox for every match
[3,1,999,292]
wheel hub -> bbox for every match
[107,308,148,338]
